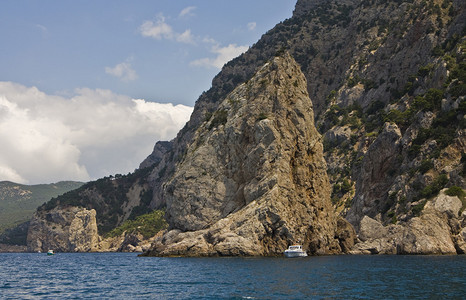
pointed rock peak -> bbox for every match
[144,53,348,256]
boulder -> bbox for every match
[424,189,462,218]
[398,211,457,254]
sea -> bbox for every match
[0,253,465,299]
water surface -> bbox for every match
[1,253,465,299]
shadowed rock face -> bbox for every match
[144,53,349,257]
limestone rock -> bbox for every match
[27,207,100,252]
[0,244,27,253]
[335,217,357,253]
[424,189,462,218]
[398,211,457,254]
[324,126,352,146]
[351,191,464,255]
[347,123,402,227]
[144,53,344,257]
[358,216,388,242]
[139,141,172,169]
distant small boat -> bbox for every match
[47,250,54,256]
[284,245,307,258]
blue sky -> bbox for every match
[0,1,296,184]
[1,0,295,105]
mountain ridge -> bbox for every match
[23,0,466,254]
[0,180,84,245]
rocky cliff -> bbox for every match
[27,0,465,255]
[141,0,465,255]
[27,205,159,253]
[143,53,353,256]
[352,189,466,254]
[27,206,99,252]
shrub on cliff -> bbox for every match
[106,209,167,239]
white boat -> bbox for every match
[284,245,307,258]
[47,250,54,256]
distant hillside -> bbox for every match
[0,181,84,234]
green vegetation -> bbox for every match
[208,109,228,130]
[106,209,168,239]
[0,181,84,234]
[39,167,154,234]
[320,103,363,132]
[417,174,449,201]
[346,75,377,91]
[331,179,353,205]
[412,200,427,216]
[387,211,397,224]
[256,112,268,121]
[445,186,466,213]
[412,88,444,112]
[418,159,434,174]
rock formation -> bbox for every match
[27,205,158,253]
[27,206,100,252]
[351,189,466,254]
[144,53,351,256]
[346,123,403,228]
[24,0,465,255]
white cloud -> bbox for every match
[139,14,195,44]
[139,15,174,40]
[247,22,257,31]
[105,62,138,82]
[0,82,193,184]
[190,44,249,69]
[179,6,196,18]
[176,29,195,44]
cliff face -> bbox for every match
[144,53,352,256]
[27,0,465,255]
[27,206,158,253]
[0,181,84,240]
[141,0,465,255]
[352,189,466,254]
[27,207,99,252]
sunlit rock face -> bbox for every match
[144,53,349,257]
[27,207,99,253]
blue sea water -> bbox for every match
[0,253,465,299]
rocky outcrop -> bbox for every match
[347,123,403,228]
[27,206,100,252]
[27,205,158,253]
[143,53,348,257]
[351,190,465,255]
[0,244,27,253]
[25,0,465,255]
[139,141,172,169]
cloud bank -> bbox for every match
[0,82,193,184]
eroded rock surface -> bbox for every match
[27,207,100,252]
[144,54,348,256]
[351,190,465,255]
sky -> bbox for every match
[0,1,296,184]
